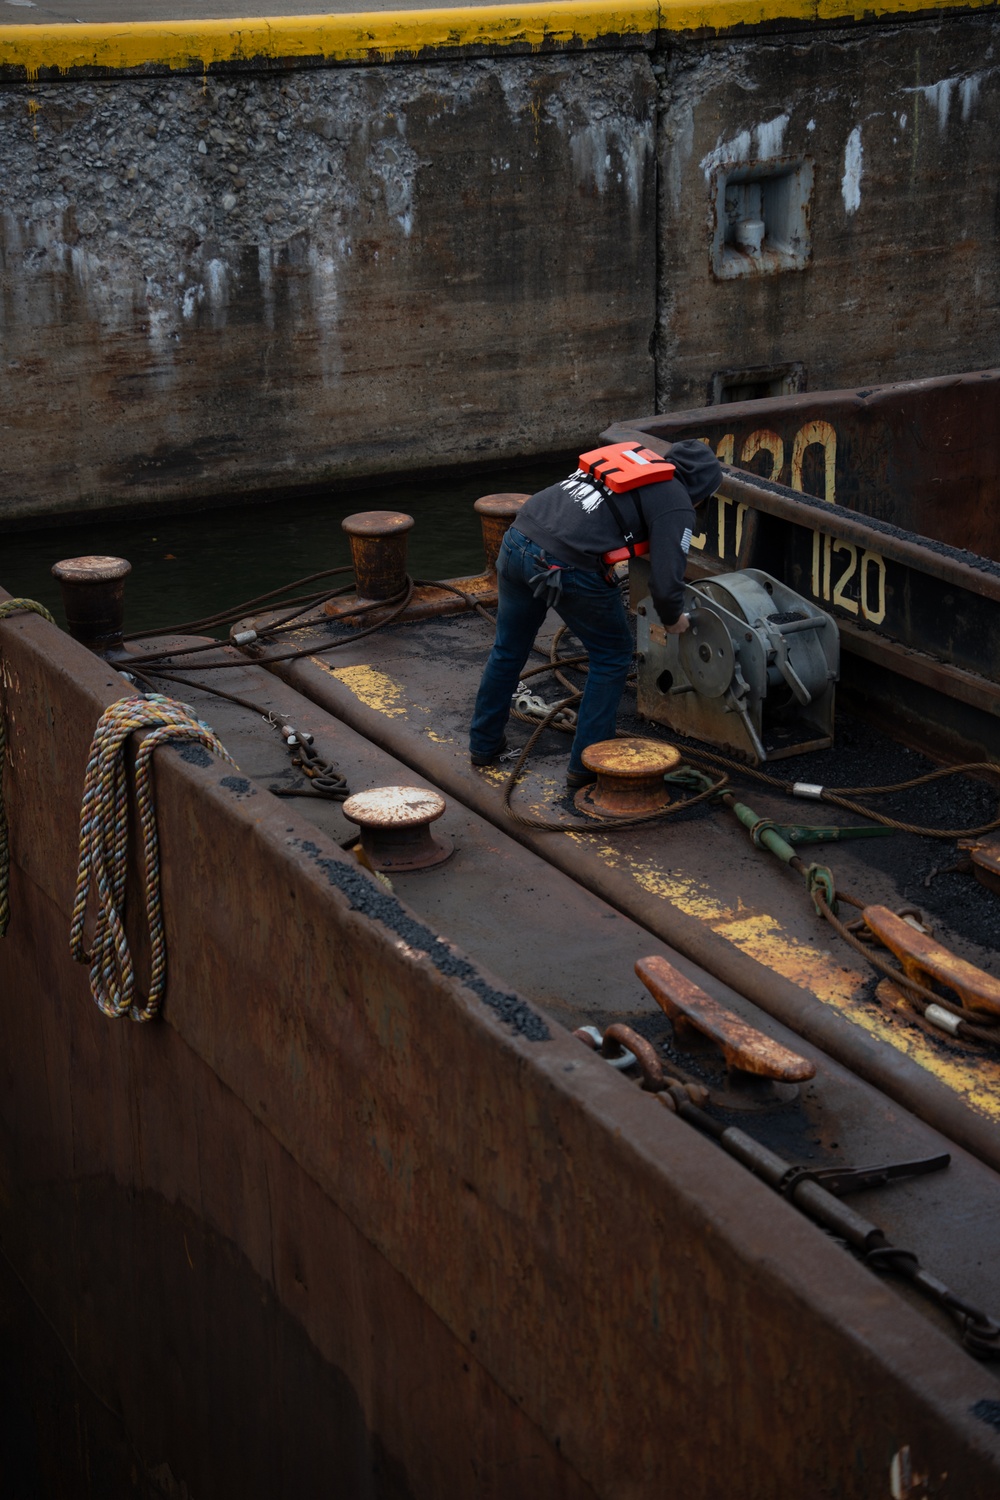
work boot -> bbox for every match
[566,768,597,791]
[470,737,508,767]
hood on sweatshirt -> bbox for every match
[667,439,723,505]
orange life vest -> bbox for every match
[577,442,675,564]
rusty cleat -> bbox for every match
[342,785,454,872]
[574,737,682,818]
[957,834,1000,896]
[635,954,816,1083]
[862,905,1000,1016]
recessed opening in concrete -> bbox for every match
[711,158,813,280]
[709,362,807,405]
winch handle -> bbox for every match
[761,621,813,707]
[635,955,816,1082]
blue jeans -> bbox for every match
[469,528,634,776]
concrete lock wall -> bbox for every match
[0,2,996,523]
[657,12,1000,412]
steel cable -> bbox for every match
[122,565,357,641]
[130,578,416,670]
[679,745,1000,840]
[70,694,236,1022]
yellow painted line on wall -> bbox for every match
[595,845,1000,1126]
[0,0,995,77]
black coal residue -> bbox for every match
[294,839,550,1041]
[176,744,213,767]
[220,776,254,795]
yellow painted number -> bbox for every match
[811,532,887,623]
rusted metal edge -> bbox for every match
[277,653,1000,1178]
[718,470,1000,606]
[606,369,1000,443]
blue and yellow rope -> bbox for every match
[70,694,236,1022]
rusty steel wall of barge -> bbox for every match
[608,371,1000,559]
[0,8,999,520]
[3,602,1000,1493]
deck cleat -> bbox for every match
[862,905,1000,1017]
[574,736,682,818]
[636,953,815,1107]
[957,834,1000,896]
[342,784,453,871]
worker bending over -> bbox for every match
[469,439,722,789]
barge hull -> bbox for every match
[3,600,1000,1494]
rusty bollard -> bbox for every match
[575,737,682,818]
[342,785,453,871]
[51,555,132,653]
[341,511,415,602]
[473,493,530,572]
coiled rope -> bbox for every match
[70,694,236,1022]
[0,599,57,937]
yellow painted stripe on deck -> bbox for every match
[0,0,996,77]
[596,845,1000,1126]
[321,661,409,717]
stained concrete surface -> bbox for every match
[0,53,655,518]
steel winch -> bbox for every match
[635,568,839,763]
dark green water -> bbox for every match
[0,464,566,636]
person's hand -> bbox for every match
[663,612,690,635]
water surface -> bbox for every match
[1,463,565,635]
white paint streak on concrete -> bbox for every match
[204,258,227,311]
[369,114,418,238]
[569,121,647,212]
[755,113,789,160]
[699,113,788,181]
[699,128,751,181]
[842,126,863,215]
[181,284,203,320]
[257,243,274,331]
[906,69,991,131]
[308,243,343,387]
[961,74,982,122]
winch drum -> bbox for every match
[635,567,839,763]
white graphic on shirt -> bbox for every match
[681,527,693,554]
[559,471,604,513]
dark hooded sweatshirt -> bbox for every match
[514,440,722,626]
